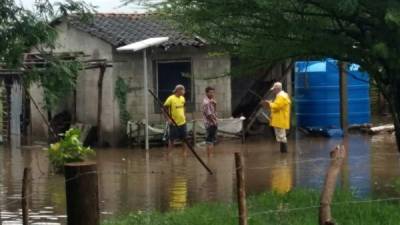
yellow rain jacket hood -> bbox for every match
[269,91,291,129]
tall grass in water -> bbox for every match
[103,189,400,225]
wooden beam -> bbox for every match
[97,65,106,146]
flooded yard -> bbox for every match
[0,132,398,224]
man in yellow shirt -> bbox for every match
[264,82,291,153]
[164,84,187,149]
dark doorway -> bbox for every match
[156,60,194,111]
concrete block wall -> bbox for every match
[151,47,232,119]
[112,52,156,123]
[192,52,231,118]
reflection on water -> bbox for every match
[169,175,188,210]
[0,132,399,224]
[271,158,293,194]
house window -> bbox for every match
[156,59,194,112]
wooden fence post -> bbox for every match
[22,168,31,225]
[235,152,248,225]
[319,145,347,225]
[65,162,99,225]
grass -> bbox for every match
[102,189,400,225]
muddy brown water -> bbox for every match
[0,132,398,224]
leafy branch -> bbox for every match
[46,128,95,172]
[0,1,95,110]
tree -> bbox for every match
[130,0,400,150]
[0,0,93,109]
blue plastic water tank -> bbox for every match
[295,59,371,128]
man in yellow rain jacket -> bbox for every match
[264,82,291,153]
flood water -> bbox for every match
[0,132,399,224]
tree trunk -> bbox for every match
[390,100,400,151]
[385,78,400,151]
[394,121,400,151]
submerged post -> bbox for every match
[319,145,346,225]
[64,162,99,225]
[21,168,31,225]
[235,152,248,225]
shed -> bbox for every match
[30,13,232,146]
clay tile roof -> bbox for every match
[68,13,205,48]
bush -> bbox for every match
[46,128,95,172]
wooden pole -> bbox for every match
[192,120,197,145]
[24,87,58,140]
[64,162,99,225]
[319,145,347,225]
[143,49,149,150]
[21,168,31,225]
[284,60,293,97]
[97,65,106,145]
[5,78,11,146]
[339,62,348,135]
[235,152,248,225]
[148,89,213,175]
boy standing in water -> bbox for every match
[164,84,187,149]
[202,87,218,154]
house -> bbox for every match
[30,13,232,146]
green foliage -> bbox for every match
[372,43,390,59]
[115,77,131,125]
[103,189,400,225]
[131,0,400,150]
[0,0,94,110]
[0,0,93,67]
[26,58,82,110]
[146,0,400,81]
[0,0,52,67]
[46,128,95,172]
